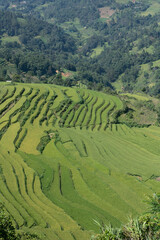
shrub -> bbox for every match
[92,193,160,240]
[0,204,40,239]
[0,204,17,240]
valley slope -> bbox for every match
[0,83,160,239]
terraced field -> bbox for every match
[0,82,160,239]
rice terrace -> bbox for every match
[0,82,160,239]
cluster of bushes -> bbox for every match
[18,89,40,125]
[93,193,160,240]
[93,100,105,129]
[37,135,51,154]
[97,102,110,131]
[14,128,27,152]
[20,92,45,127]
[55,99,71,114]
[0,204,39,239]
[39,94,57,126]
[36,129,58,153]
[13,127,22,149]
[103,104,116,131]
[0,121,10,140]
[0,87,24,120]
[86,97,98,129]
[72,105,84,127]
[59,104,75,127]
[30,91,49,124]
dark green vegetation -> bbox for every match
[0,0,160,239]
[0,10,75,80]
[0,204,39,239]
[0,0,160,95]
[93,193,160,240]
[0,204,17,240]
[0,83,160,239]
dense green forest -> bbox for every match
[0,0,160,96]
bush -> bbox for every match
[0,205,17,240]
[92,193,160,240]
[0,205,39,239]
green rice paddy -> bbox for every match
[0,82,160,239]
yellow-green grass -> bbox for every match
[0,87,27,121]
[37,89,53,126]
[1,95,26,123]
[50,87,66,109]
[86,97,102,130]
[0,126,88,239]
[74,93,93,126]
[61,18,98,42]
[90,46,104,58]
[0,126,47,226]
[0,84,10,99]
[100,100,114,130]
[130,45,154,55]
[42,142,121,229]
[18,90,41,121]
[81,95,97,128]
[62,103,76,127]
[141,2,160,16]
[153,59,160,67]
[41,131,155,226]
[30,98,45,124]
[1,83,160,240]
[0,153,37,227]
[1,36,20,44]
[34,100,48,126]
[66,88,81,103]
[70,104,85,127]
[0,85,16,105]
[58,127,147,218]
[120,92,150,101]
[11,88,38,123]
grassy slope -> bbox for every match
[0,82,160,239]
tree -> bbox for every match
[0,205,17,240]
[0,204,39,239]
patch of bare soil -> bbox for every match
[49,133,55,138]
[61,72,72,78]
[99,7,115,19]
[137,176,143,181]
[56,70,72,78]
[156,177,160,181]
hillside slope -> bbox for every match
[0,0,160,94]
[0,83,160,239]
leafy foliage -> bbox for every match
[0,204,39,239]
[92,193,160,240]
[0,0,160,94]
[0,205,17,240]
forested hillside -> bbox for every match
[0,0,160,95]
[0,11,76,82]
